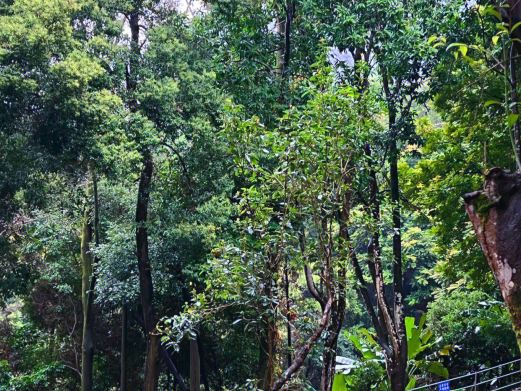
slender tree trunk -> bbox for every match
[198,340,210,391]
[80,209,94,391]
[126,7,161,389]
[318,161,349,391]
[284,259,292,369]
[388,104,408,391]
[363,141,407,390]
[258,314,277,390]
[120,303,127,391]
[276,0,294,103]
[320,303,344,391]
[272,298,333,391]
[144,334,160,391]
[81,171,99,391]
[190,339,201,391]
[161,344,188,391]
[135,151,160,391]
[258,254,278,390]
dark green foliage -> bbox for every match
[1,0,520,389]
[427,290,518,374]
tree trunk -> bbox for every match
[120,303,127,391]
[80,209,94,391]
[161,344,188,391]
[258,315,277,390]
[190,339,201,391]
[81,171,99,391]
[272,298,333,391]
[320,303,344,391]
[144,334,160,391]
[464,168,521,350]
[284,259,292,369]
[135,151,160,391]
[258,253,278,390]
[126,8,161,389]
[388,109,408,391]
[276,0,294,103]
[362,141,407,390]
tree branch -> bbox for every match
[271,297,333,391]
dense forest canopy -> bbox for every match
[2,0,521,390]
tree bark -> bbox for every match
[284,259,292,369]
[135,151,160,391]
[271,298,333,391]
[126,7,161,389]
[351,143,407,391]
[258,253,278,390]
[81,171,99,391]
[320,299,345,391]
[190,339,201,391]
[276,0,294,103]
[144,334,160,391]
[464,168,521,350]
[389,133,408,391]
[120,303,127,391]
[80,208,94,391]
[258,314,277,390]
[318,160,350,391]
[161,344,188,391]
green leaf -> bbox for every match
[405,377,417,391]
[418,313,426,329]
[348,333,377,360]
[481,5,502,20]
[511,21,521,34]
[405,316,415,339]
[332,374,348,391]
[421,328,433,344]
[426,362,449,379]
[484,99,502,108]
[427,35,437,45]
[359,328,378,347]
[492,35,500,45]
[446,43,468,58]
[446,42,464,51]
[508,113,519,127]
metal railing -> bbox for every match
[411,359,521,391]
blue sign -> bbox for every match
[438,381,450,391]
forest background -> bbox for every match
[1,0,521,390]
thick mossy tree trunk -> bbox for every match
[464,168,521,349]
